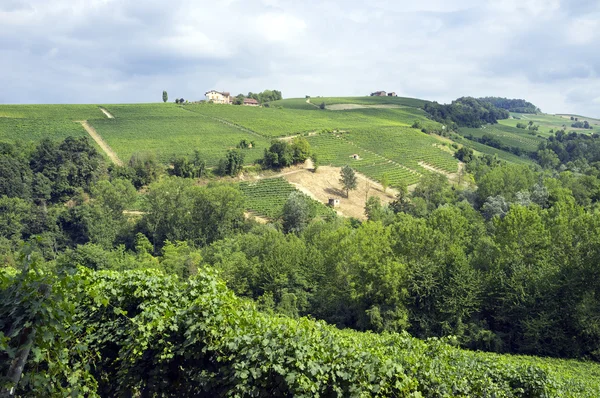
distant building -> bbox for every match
[243,98,259,106]
[387,92,397,97]
[205,90,232,104]
[370,91,387,97]
[328,198,340,207]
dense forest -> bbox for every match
[3,130,600,395]
[424,97,510,128]
[478,97,541,114]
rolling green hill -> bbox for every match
[499,113,600,136]
[460,124,544,153]
[4,98,597,189]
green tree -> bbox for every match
[381,173,390,193]
[282,192,315,234]
[217,149,245,177]
[411,173,453,213]
[290,137,311,163]
[128,152,163,188]
[365,196,394,224]
[162,90,168,103]
[262,141,293,169]
[454,147,474,163]
[340,165,358,198]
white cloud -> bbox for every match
[0,0,599,117]
[254,12,306,42]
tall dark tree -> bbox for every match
[340,166,358,198]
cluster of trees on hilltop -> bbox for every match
[478,97,541,114]
[424,97,509,128]
[232,89,282,105]
[569,116,594,129]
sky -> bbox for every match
[1,0,599,116]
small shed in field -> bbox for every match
[328,198,340,207]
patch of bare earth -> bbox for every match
[78,121,123,166]
[244,211,270,224]
[281,165,398,220]
[99,107,114,119]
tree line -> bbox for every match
[423,97,510,129]
[478,97,541,114]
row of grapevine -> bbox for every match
[461,125,543,152]
[89,116,271,165]
[239,177,334,219]
[344,127,459,174]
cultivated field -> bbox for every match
[239,177,335,219]
[90,116,271,166]
[184,103,429,137]
[0,104,106,120]
[304,96,429,108]
[0,99,553,184]
[461,124,544,153]
[499,113,600,136]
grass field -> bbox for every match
[0,104,105,120]
[268,98,320,110]
[239,177,334,219]
[460,124,544,153]
[0,101,542,175]
[306,96,429,108]
[101,103,201,118]
[89,116,271,165]
[500,113,600,136]
[0,118,88,143]
[452,134,535,165]
[184,103,428,137]
[345,127,459,174]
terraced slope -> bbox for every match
[461,124,544,153]
[499,113,600,136]
[239,177,334,219]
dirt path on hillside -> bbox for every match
[305,98,320,109]
[244,211,270,224]
[79,121,123,166]
[99,107,114,118]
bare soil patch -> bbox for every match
[281,165,397,220]
[99,107,114,119]
[244,211,270,224]
[79,121,123,166]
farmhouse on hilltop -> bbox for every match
[205,90,232,104]
[243,98,259,106]
[370,91,397,97]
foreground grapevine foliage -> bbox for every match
[2,266,599,397]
